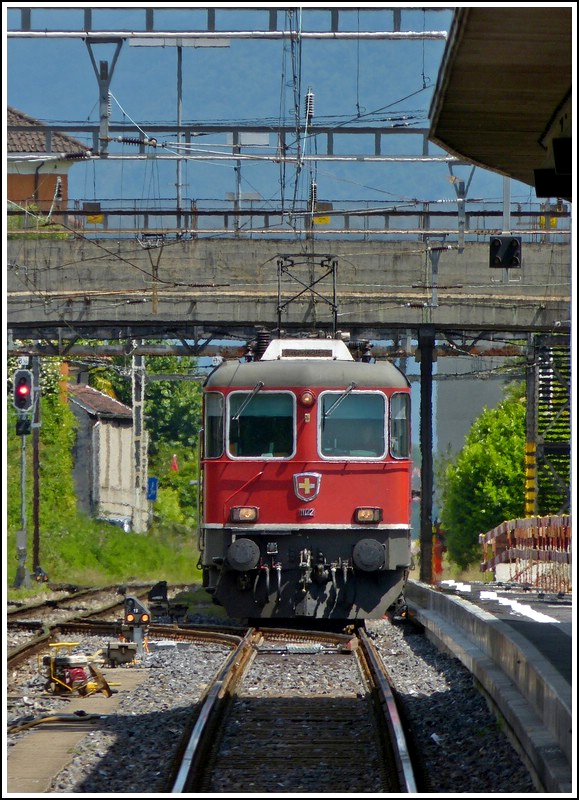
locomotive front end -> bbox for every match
[199,338,412,621]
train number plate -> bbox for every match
[298,508,315,517]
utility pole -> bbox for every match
[233,131,241,236]
[132,352,148,532]
[419,325,436,584]
[85,39,123,154]
[13,363,34,588]
[176,43,183,228]
[525,334,538,516]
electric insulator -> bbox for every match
[305,89,314,123]
[256,330,271,359]
[114,136,158,148]
[54,178,63,202]
[65,151,92,160]
[309,181,317,209]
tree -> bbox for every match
[104,353,202,455]
[438,384,526,569]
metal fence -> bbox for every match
[8,198,571,243]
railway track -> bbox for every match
[6,606,538,793]
[8,620,415,792]
[7,620,240,676]
[171,626,416,793]
[7,584,150,626]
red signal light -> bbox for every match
[13,370,33,411]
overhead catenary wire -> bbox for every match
[9,9,449,224]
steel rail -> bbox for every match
[169,625,416,793]
[358,627,417,793]
[170,628,259,793]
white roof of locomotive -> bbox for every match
[260,338,354,361]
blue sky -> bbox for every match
[5,4,537,210]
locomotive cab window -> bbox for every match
[204,392,224,458]
[390,392,410,458]
[320,392,386,458]
[227,391,295,458]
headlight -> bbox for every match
[354,507,383,523]
[230,506,259,522]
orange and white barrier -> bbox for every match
[479,515,572,593]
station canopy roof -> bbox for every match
[429,7,572,202]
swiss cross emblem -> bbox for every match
[293,472,321,502]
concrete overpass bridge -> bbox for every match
[6,236,570,353]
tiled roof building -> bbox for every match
[7,105,88,212]
[68,384,148,532]
[7,106,86,154]
[68,384,133,420]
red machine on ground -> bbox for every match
[198,335,412,620]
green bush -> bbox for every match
[7,203,69,239]
[438,387,526,569]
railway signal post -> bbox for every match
[123,596,152,656]
[12,369,35,588]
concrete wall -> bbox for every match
[95,419,135,522]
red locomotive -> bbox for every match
[198,335,412,620]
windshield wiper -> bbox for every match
[232,381,264,420]
[323,382,357,418]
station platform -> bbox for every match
[435,578,572,682]
[404,578,574,795]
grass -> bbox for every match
[6,518,203,603]
[8,523,493,606]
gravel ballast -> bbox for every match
[8,615,537,794]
